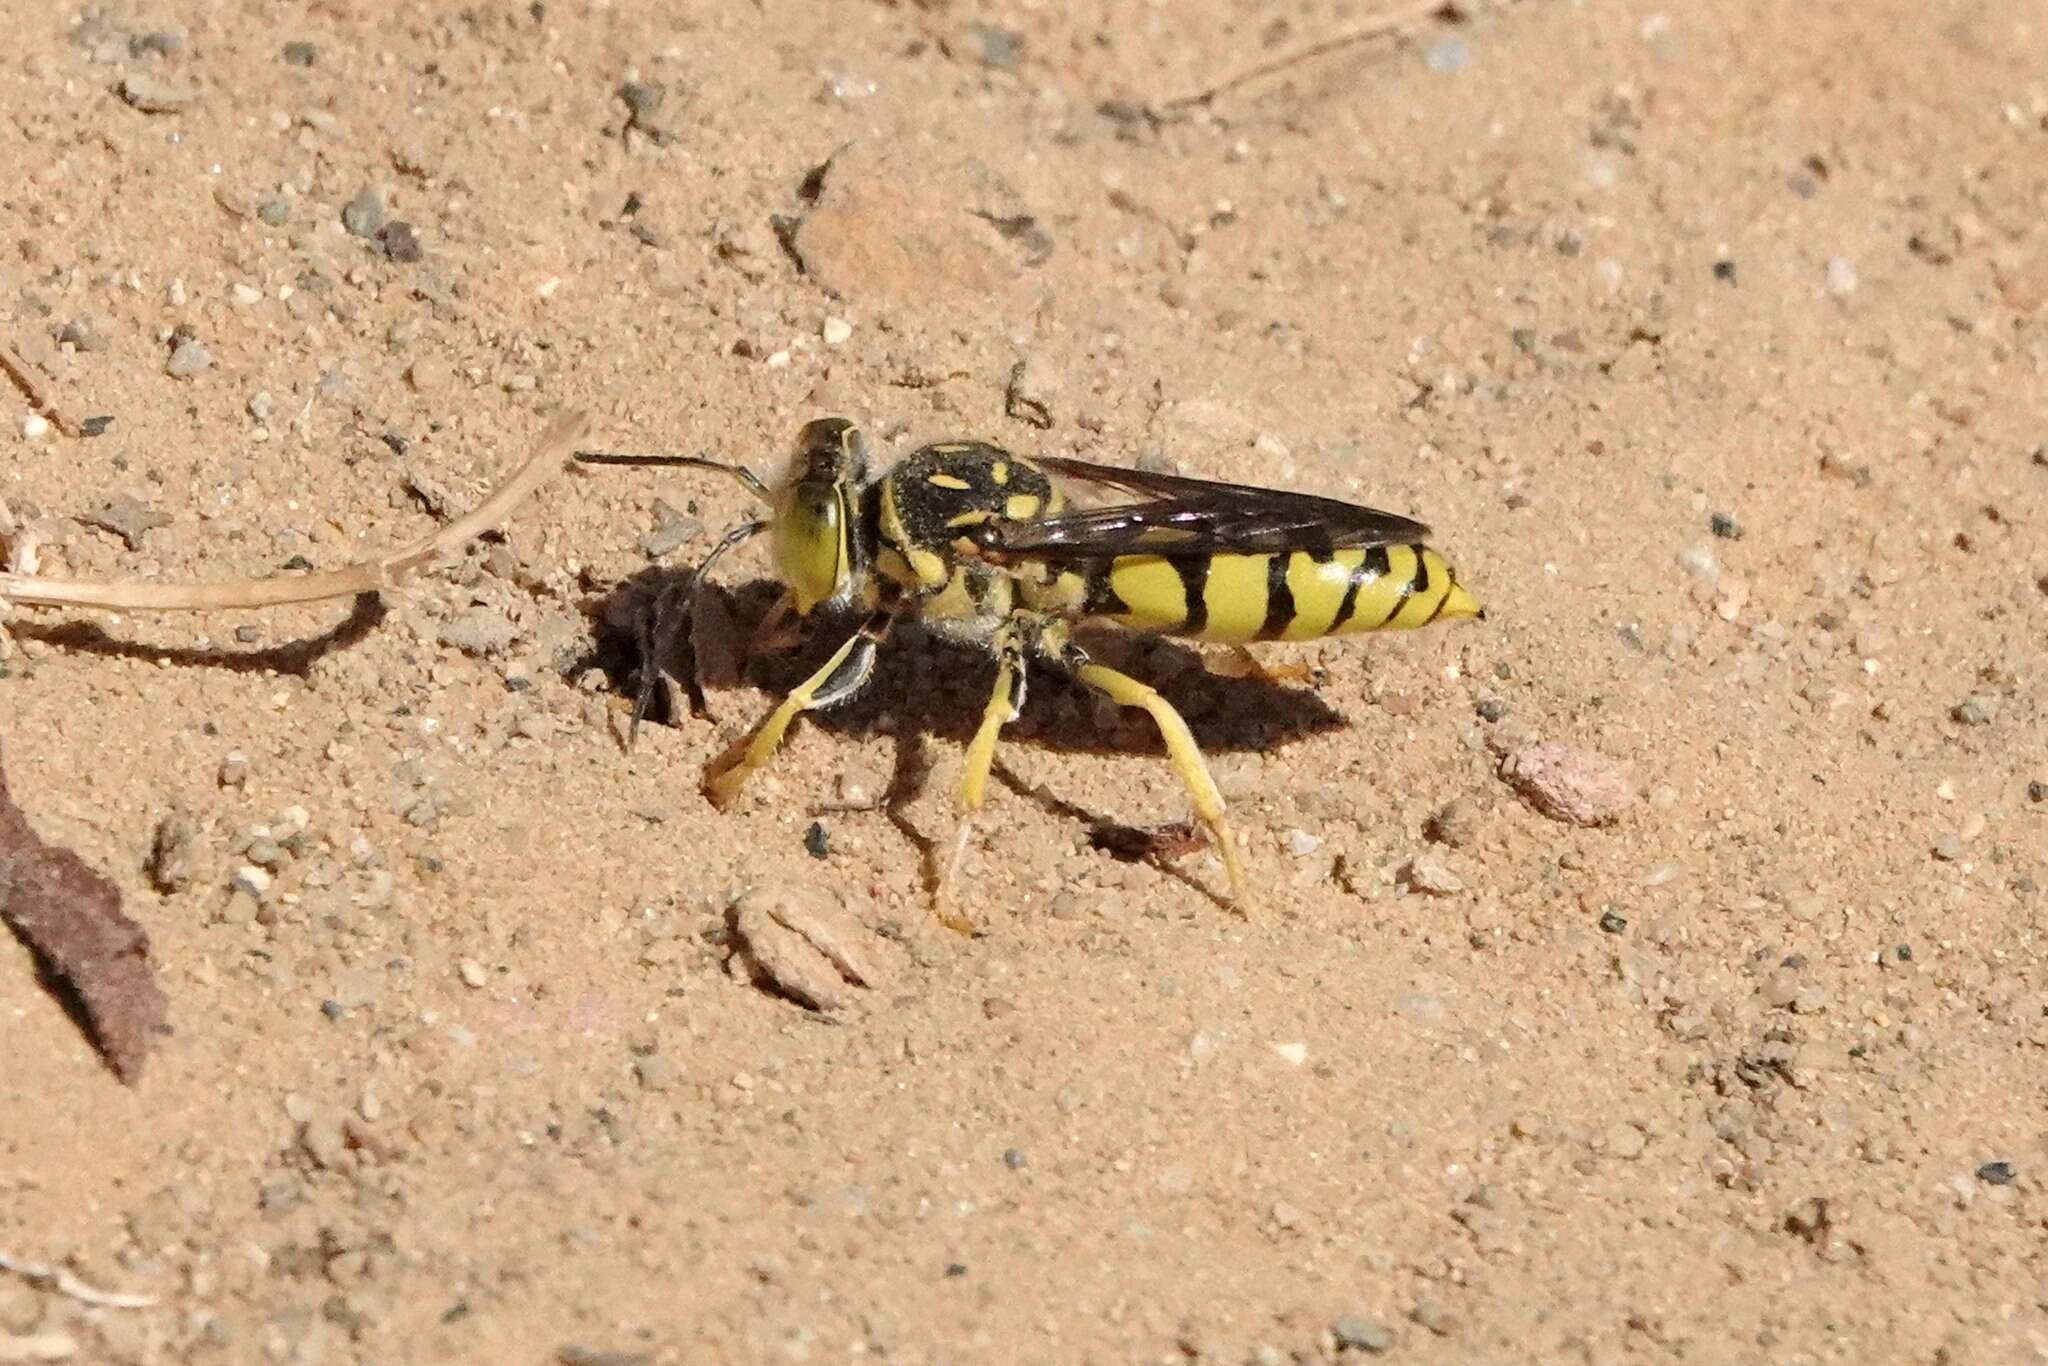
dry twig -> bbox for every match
[0,339,88,440]
[0,410,588,614]
[1161,0,1463,113]
[0,1249,157,1310]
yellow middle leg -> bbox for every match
[937,622,1028,933]
[1067,657,1253,912]
[704,610,891,809]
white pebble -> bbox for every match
[19,412,49,440]
[821,316,853,346]
[765,349,792,368]
[1825,257,1858,297]
[1271,1041,1308,1067]
[230,282,263,306]
[458,958,487,988]
[232,865,272,897]
[1283,829,1322,857]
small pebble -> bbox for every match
[1408,1300,1457,1337]
[1825,256,1859,297]
[407,355,452,392]
[1932,835,1966,862]
[341,188,386,238]
[458,958,487,988]
[821,316,853,346]
[633,1055,676,1091]
[803,821,829,859]
[1976,1160,2016,1186]
[1399,852,1463,896]
[119,72,198,112]
[248,390,274,422]
[1002,1148,1027,1170]
[1604,1123,1646,1159]
[1677,543,1720,584]
[1424,37,1469,73]
[257,198,290,226]
[19,413,50,441]
[231,864,272,899]
[166,338,213,378]
[281,40,317,66]
[58,315,107,351]
[1709,511,1743,539]
[1331,1315,1393,1354]
[1952,695,1996,726]
[218,752,250,787]
[1272,1041,1308,1067]
[380,222,423,263]
[1283,829,1321,857]
[1500,741,1634,826]
[1424,798,1480,848]
[1598,908,1628,934]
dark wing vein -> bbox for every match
[971,454,1429,562]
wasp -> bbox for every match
[577,418,1482,928]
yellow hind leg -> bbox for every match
[1051,636,1252,912]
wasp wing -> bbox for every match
[970,454,1430,562]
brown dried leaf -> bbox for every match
[0,743,168,1082]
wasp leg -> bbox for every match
[937,620,1030,934]
[1050,635,1252,912]
[705,609,894,809]
[744,589,801,663]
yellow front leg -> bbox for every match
[704,611,891,809]
[1069,658,1253,913]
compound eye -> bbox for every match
[772,485,846,613]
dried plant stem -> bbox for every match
[0,338,85,439]
[0,410,588,614]
[0,1248,157,1309]
[1161,0,1461,112]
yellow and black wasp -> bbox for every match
[577,418,1481,927]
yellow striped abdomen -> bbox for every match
[1090,544,1479,644]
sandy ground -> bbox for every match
[2,1,2046,1362]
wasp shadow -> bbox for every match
[5,593,387,677]
[577,567,1347,762]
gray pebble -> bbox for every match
[85,493,171,550]
[638,500,700,559]
[1709,511,1743,539]
[633,1054,676,1092]
[1408,1299,1457,1337]
[619,81,664,123]
[1332,1315,1393,1354]
[130,29,185,58]
[165,337,213,378]
[119,72,198,113]
[969,22,1023,70]
[1976,1160,2016,1185]
[248,390,274,422]
[341,188,385,238]
[282,41,317,66]
[147,811,197,893]
[1424,38,1469,73]
[380,221,422,263]
[58,314,107,352]
[1423,797,1480,848]
[1952,695,1996,726]
[257,198,290,226]
[1002,1147,1027,1169]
